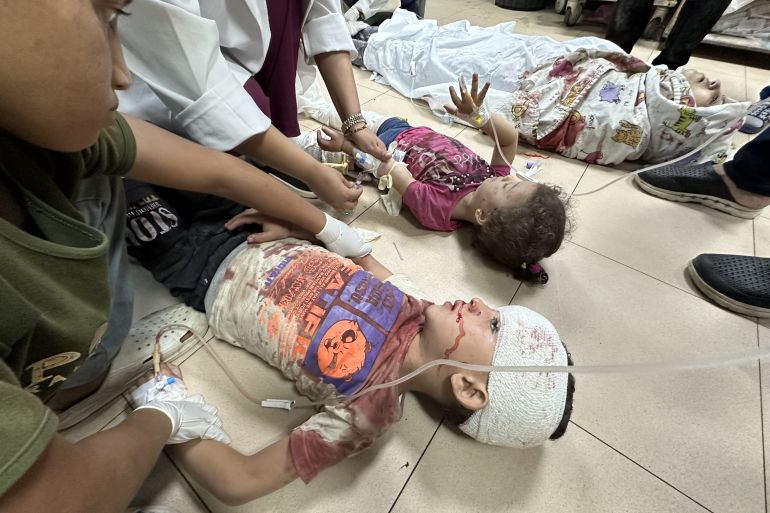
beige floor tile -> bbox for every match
[351,203,519,306]
[424,0,481,24]
[512,242,764,513]
[353,66,393,94]
[757,325,770,508]
[756,216,770,253]
[170,340,441,513]
[746,66,769,100]
[390,421,710,513]
[570,163,755,292]
[132,263,180,322]
[316,71,385,107]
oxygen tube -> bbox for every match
[155,324,770,411]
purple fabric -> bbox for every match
[395,127,510,231]
[244,0,303,137]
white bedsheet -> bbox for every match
[362,9,622,116]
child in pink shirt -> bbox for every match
[314,75,569,283]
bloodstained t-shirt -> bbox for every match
[206,239,428,483]
[394,127,510,231]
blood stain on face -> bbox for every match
[443,314,465,359]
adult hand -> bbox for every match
[347,126,390,161]
[444,73,491,128]
[315,213,372,258]
[225,208,300,243]
[131,364,231,445]
[307,164,362,212]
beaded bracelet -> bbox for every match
[341,113,366,133]
[344,124,367,138]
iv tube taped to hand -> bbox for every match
[154,324,770,412]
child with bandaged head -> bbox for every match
[124,200,576,504]
[306,74,569,283]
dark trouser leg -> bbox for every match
[724,126,770,196]
[652,0,731,68]
[606,0,655,53]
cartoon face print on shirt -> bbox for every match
[317,319,372,380]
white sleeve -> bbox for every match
[120,0,270,150]
[301,0,357,63]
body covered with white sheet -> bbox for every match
[506,49,746,165]
[362,10,747,165]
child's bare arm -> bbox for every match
[480,113,519,168]
[172,437,298,506]
[352,254,393,281]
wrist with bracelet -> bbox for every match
[342,113,367,138]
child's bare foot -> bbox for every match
[634,161,768,219]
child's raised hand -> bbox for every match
[317,126,346,153]
[444,73,491,128]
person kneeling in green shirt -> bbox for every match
[0,2,370,512]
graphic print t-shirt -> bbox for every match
[394,127,510,231]
[206,240,427,483]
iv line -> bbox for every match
[155,324,770,411]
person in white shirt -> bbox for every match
[118,0,389,211]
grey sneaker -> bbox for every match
[635,162,762,219]
[688,254,770,317]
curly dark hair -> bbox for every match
[474,183,569,282]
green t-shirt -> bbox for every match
[0,115,136,495]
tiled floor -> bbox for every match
[67,3,770,512]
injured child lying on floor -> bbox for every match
[304,9,749,166]
[125,181,575,505]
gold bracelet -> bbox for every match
[341,113,367,133]
[344,124,367,138]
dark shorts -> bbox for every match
[377,117,413,147]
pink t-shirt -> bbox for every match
[206,240,429,483]
[395,127,510,231]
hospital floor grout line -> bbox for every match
[562,238,760,315]
[569,422,716,513]
[386,419,446,513]
[757,321,768,513]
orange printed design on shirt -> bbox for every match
[316,319,371,380]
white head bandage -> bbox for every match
[459,305,569,448]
